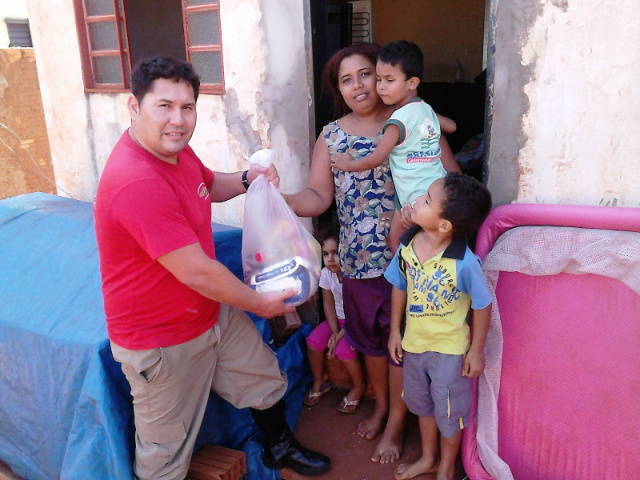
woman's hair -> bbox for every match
[131,56,201,103]
[321,43,382,119]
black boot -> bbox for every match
[250,399,330,476]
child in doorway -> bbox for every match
[330,40,460,253]
[384,172,492,480]
[304,228,365,414]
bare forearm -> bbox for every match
[344,152,385,171]
[209,171,245,202]
[322,290,340,333]
[469,305,491,353]
[188,257,265,312]
[437,114,457,134]
[390,287,407,335]
[284,188,332,217]
[440,136,461,174]
[157,243,293,319]
[324,311,340,334]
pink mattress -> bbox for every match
[462,203,640,480]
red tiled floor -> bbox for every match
[288,386,468,480]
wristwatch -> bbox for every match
[242,170,250,190]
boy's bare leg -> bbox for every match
[357,355,388,440]
[436,430,461,480]
[371,364,407,464]
[394,415,439,480]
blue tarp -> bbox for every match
[0,193,312,480]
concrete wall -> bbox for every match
[0,48,54,200]
[27,0,312,227]
[487,0,640,207]
[25,0,640,216]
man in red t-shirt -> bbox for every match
[94,56,330,479]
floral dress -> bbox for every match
[322,121,396,280]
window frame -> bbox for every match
[183,1,225,95]
[72,0,224,94]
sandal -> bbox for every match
[303,382,332,406]
[338,396,360,414]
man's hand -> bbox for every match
[253,288,298,319]
[248,163,280,188]
[330,153,352,171]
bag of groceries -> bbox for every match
[241,149,321,307]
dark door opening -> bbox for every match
[310,0,487,181]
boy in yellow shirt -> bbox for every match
[385,173,492,480]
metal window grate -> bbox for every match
[349,1,372,44]
[5,18,33,47]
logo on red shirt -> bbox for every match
[197,183,209,198]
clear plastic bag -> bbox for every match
[241,150,321,307]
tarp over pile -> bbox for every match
[0,193,311,480]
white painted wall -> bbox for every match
[31,0,639,217]
[27,0,312,226]
[487,0,640,208]
[0,0,28,47]
[27,0,96,200]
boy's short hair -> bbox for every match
[131,56,201,103]
[378,40,424,81]
[440,173,492,238]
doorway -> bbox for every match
[310,0,488,179]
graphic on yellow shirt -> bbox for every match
[403,256,462,314]
[399,244,471,355]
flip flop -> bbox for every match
[303,382,332,406]
[338,396,360,414]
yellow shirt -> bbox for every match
[384,237,492,355]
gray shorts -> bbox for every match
[402,351,471,438]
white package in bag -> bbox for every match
[241,150,321,306]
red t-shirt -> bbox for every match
[94,131,219,349]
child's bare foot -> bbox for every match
[393,455,439,480]
[371,426,404,464]
[356,409,386,440]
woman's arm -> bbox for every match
[284,134,335,217]
[437,113,457,134]
[439,135,462,174]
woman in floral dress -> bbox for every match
[285,42,457,465]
